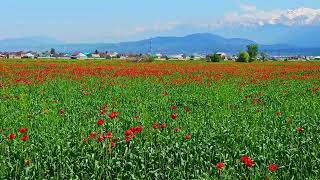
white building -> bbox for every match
[77,53,87,60]
[22,53,35,59]
[91,53,100,59]
[170,54,184,60]
[155,53,163,59]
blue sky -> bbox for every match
[0,0,320,43]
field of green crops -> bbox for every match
[1,59,320,179]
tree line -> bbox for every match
[209,44,268,62]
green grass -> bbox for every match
[0,60,320,179]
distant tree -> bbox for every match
[209,53,223,62]
[136,54,155,62]
[260,52,268,61]
[246,44,258,62]
[50,48,56,55]
[237,51,250,62]
[105,51,108,54]
[95,49,99,54]
[165,56,170,60]
[190,55,195,60]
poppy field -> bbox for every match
[0,59,320,179]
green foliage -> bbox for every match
[237,51,250,62]
[246,44,258,61]
[209,53,223,62]
[143,54,156,62]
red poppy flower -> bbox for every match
[125,136,131,142]
[162,91,168,96]
[184,134,191,140]
[128,127,135,133]
[97,136,104,142]
[275,112,281,116]
[171,113,177,119]
[105,132,112,139]
[125,129,134,137]
[8,133,15,140]
[268,164,278,172]
[134,115,139,119]
[108,112,118,119]
[240,155,250,163]
[296,127,304,133]
[135,126,143,133]
[160,123,166,129]
[59,109,65,114]
[245,159,253,167]
[82,137,88,142]
[18,128,27,134]
[174,127,180,132]
[89,132,96,139]
[21,135,28,142]
[152,122,158,129]
[216,162,224,170]
[96,119,104,126]
[240,155,253,167]
[171,105,177,110]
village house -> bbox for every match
[8,52,22,59]
[314,56,320,60]
[91,53,100,59]
[0,53,5,58]
[21,52,35,59]
[170,54,184,60]
[71,52,87,59]
[98,52,111,59]
[155,53,163,59]
[119,55,127,59]
[56,53,71,59]
[38,52,50,58]
[216,52,228,60]
[109,52,119,58]
[192,53,205,60]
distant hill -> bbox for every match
[59,33,256,54]
[0,33,319,55]
[0,37,65,51]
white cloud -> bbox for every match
[223,7,320,26]
[128,7,320,37]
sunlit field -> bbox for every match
[1,59,320,179]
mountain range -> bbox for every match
[0,33,319,56]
